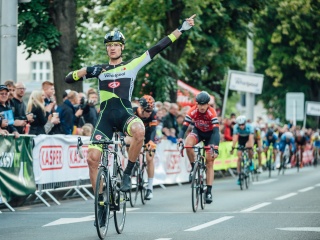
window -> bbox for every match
[31,61,51,82]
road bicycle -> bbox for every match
[278,144,290,175]
[235,146,252,190]
[251,145,260,182]
[77,129,127,240]
[265,145,274,178]
[129,144,155,207]
[178,142,210,213]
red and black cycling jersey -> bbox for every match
[178,105,219,138]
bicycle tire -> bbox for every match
[114,167,126,234]
[191,162,200,212]
[314,150,318,167]
[95,167,110,240]
[129,165,139,207]
[140,164,147,205]
[296,152,300,172]
[200,166,206,210]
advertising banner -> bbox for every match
[0,136,36,203]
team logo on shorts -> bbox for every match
[95,135,102,140]
[108,81,120,88]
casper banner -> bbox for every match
[0,136,36,203]
[32,135,91,184]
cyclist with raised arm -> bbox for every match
[279,131,295,167]
[230,115,254,185]
[264,128,278,169]
[65,16,196,225]
[124,95,157,200]
[178,91,220,204]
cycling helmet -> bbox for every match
[266,129,274,138]
[139,95,155,110]
[285,132,293,140]
[104,30,125,45]
[195,91,210,104]
[236,115,246,125]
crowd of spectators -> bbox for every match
[0,80,318,150]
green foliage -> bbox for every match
[254,0,320,127]
[18,0,60,58]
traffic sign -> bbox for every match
[286,92,305,121]
[229,70,264,94]
[306,101,320,116]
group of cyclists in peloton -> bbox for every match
[230,115,320,185]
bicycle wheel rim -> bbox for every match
[95,168,110,239]
[191,163,200,212]
[129,166,139,207]
[114,168,126,234]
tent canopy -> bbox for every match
[176,80,214,107]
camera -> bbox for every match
[79,96,87,109]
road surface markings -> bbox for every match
[184,216,234,231]
[240,202,272,212]
[277,227,320,232]
[298,186,314,192]
[43,208,140,227]
[155,239,172,240]
[274,193,297,200]
[315,183,320,187]
[252,179,278,185]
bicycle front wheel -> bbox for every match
[191,162,200,212]
[95,167,110,240]
[114,167,126,234]
[140,165,147,205]
[129,165,139,207]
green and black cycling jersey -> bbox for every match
[65,33,178,148]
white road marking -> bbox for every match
[43,208,140,227]
[252,179,278,185]
[155,239,172,240]
[240,202,272,212]
[315,183,320,187]
[277,227,320,232]
[184,216,234,231]
[298,187,314,192]
[274,193,297,200]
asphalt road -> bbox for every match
[1,166,320,240]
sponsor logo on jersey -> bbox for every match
[103,72,125,78]
[95,134,102,140]
[40,146,63,170]
[108,81,120,88]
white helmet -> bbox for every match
[285,132,293,139]
[236,115,246,125]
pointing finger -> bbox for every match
[189,14,196,19]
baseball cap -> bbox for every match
[0,85,9,92]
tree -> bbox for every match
[18,0,80,103]
[254,0,320,127]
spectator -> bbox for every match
[162,103,179,142]
[0,85,19,138]
[12,82,34,134]
[44,113,60,134]
[56,91,83,135]
[42,81,55,114]
[26,90,48,135]
[223,118,233,141]
[4,80,15,104]
[131,97,140,107]
[80,123,94,136]
[82,91,99,126]
[155,101,163,111]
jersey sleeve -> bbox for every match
[148,34,177,59]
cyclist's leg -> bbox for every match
[87,149,102,192]
[121,114,145,191]
[145,149,155,200]
[185,129,199,170]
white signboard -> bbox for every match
[229,70,264,94]
[286,92,305,121]
[306,101,320,116]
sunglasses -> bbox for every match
[105,42,122,47]
[144,109,152,113]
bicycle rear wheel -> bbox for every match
[191,163,200,212]
[129,165,139,207]
[114,167,126,234]
[95,167,110,240]
[200,167,206,210]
